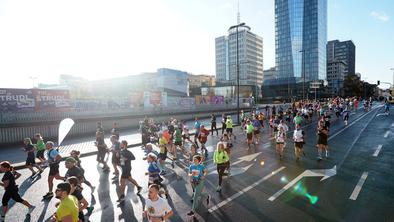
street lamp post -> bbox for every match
[299,50,306,101]
[229,22,246,125]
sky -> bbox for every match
[0,0,393,89]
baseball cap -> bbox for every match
[65,157,77,164]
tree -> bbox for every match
[343,74,363,97]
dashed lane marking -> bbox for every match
[373,145,383,157]
[208,166,286,213]
[349,172,368,200]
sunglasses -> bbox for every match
[55,189,64,192]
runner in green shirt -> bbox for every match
[245,120,255,150]
[34,133,46,166]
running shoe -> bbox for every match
[43,192,54,199]
[117,194,125,202]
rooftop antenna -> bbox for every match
[237,0,240,24]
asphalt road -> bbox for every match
[1,105,393,222]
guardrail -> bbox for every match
[0,105,250,145]
[0,104,245,124]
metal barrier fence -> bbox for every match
[0,104,250,145]
[0,104,248,124]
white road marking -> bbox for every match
[349,172,369,200]
[373,145,383,157]
[384,131,390,138]
[268,166,336,202]
[328,111,371,140]
[208,166,286,213]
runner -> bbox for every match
[258,112,265,128]
[293,112,302,127]
[197,125,209,157]
[64,157,84,183]
[1,161,35,220]
[95,131,109,172]
[34,133,47,167]
[342,106,351,125]
[187,155,210,217]
[158,132,169,175]
[69,150,95,192]
[220,133,232,175]
[182,126,193,146]
[49,182,79,222]
[275,126,286,160]
[163,130,176,169]
[293,124,306,161]
[143,184,173,222]
[317,117,329,160]
[193,117,201,148]
[43,141,64,199]
[110,135,121,178]
[384,99,390,115]
[213,142,230,192]
[145,153,168,199]
[111,122,120,139]
[173,125,184,155]
[188,144,202,165]
[22,138,43,178]
[245,120,255,150]
[67,176,90,221]
[225,115,236,141]
[117,140,142,203]
[252,116,262,145]
[211,113,219,136]
[272,115,280,138]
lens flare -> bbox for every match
[280,176,288,183]
[293,182,319,205]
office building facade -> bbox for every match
[327,40,355,75]
[215,25,264,86]
[327,60,346,96]
[275,0,327,83]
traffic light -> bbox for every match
[377,80,380,85]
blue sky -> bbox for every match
[0,0,392,89]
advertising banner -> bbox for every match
[209,96,224,105]
[34,89,71,112]
[0,88,35,112]
[129,92,144,108]
[150,91,162,105]
[195,96,210,105]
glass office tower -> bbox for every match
[275,0,327,82]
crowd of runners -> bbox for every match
[1,96,387,221]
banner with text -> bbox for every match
[0,88,35,112]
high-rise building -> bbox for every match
[327,60,346,96]
[215,25,263,86]
[327,40,355,75]
[275,0,327,82]
[262,67,277,85]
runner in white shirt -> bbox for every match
[293,124,306,161]
[144,184,173,222]
[275,127,286,160]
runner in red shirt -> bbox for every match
[198,125,209,158]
